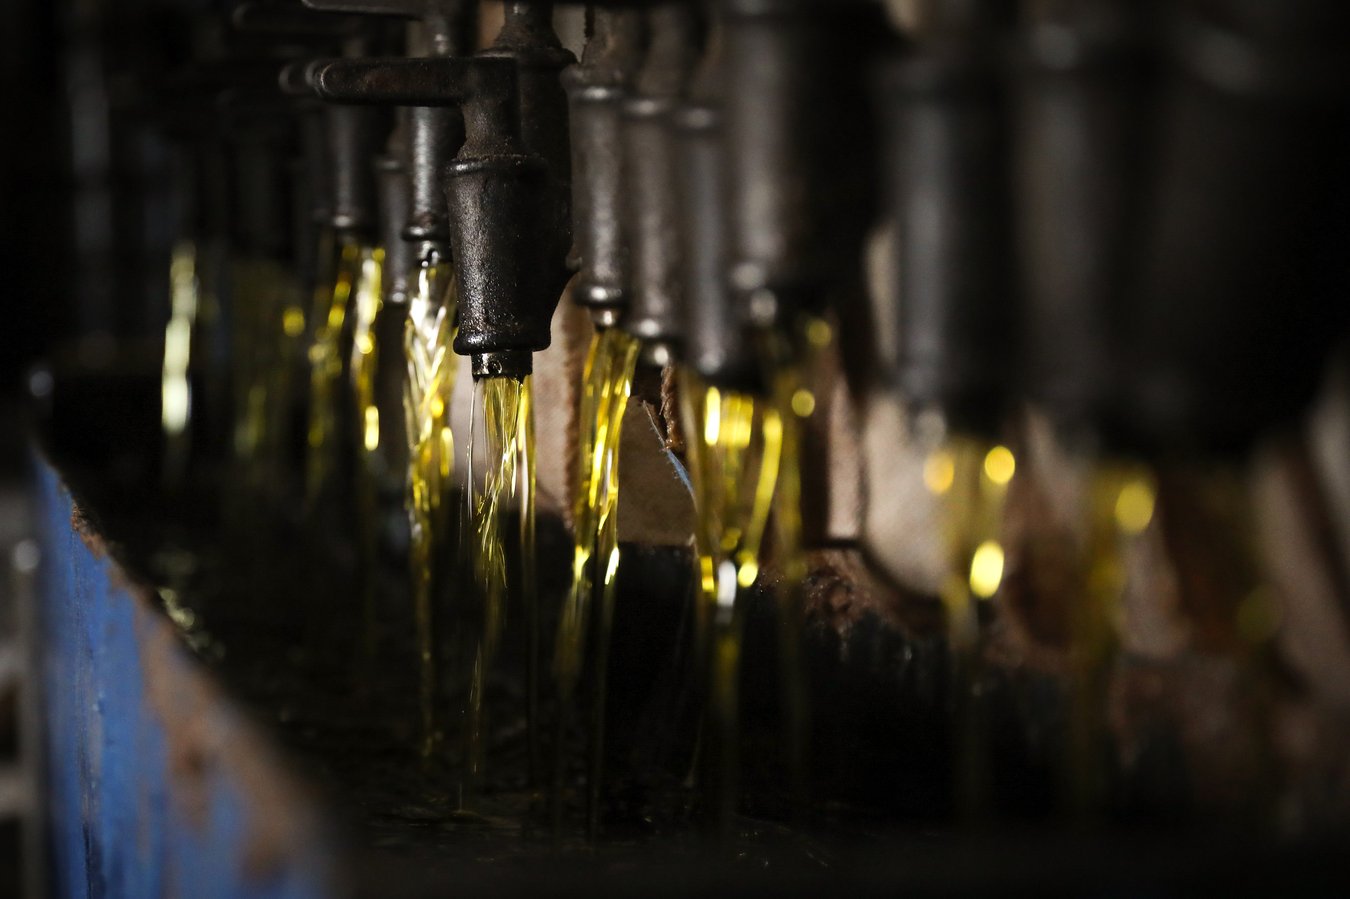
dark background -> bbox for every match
[0,0,221,402]
[1,0,68,401]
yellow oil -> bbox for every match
[676,316,828,834]
[229,257,303,483]
[348,248,385,666]
[760,320,828,816]
[1063,464,1278,819]
[162,241,201,482]
[403,260,460,759]
[552,327,640,838]
[465,374,535,794]
[305,238,364,505]
[927,439,1016,654]
[924,436,1016,818]
[350,248,385,459]
[1064,465,1155,815]
[519,375,539,785]
[680,373,783,834]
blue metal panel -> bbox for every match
[35,463,336,899]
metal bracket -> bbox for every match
[297,0,480,250]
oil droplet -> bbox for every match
[969,540,1005,599]
[1115,479,1156,535]
[364,406,380,452]
[791,388,816,418]
[806,317,833,348]
[983,446,1016,486]
[283,306,306,338]
[703,387,722,447]
[924,451,956,495]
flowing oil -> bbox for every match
[758,317,832,816]
[520,375,539,786]
[229,257,304,484]
[924,437,1017,818]
[1063,464,1155,816]
[679,373,782,835]
[306,238,364,506]
[350,248,386,465]
[403,259,459,760]
[553,327,640,839]
[676,313,830,835]
[464,374,536,798]
[348,247,385,665]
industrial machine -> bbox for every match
[4,0,1350,894]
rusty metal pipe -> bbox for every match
[563,8,646,323]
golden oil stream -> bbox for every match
[348,248,385,667]
[466,374,535,799]
[924,437,1016,818]
[675,315,830,836]
[350,248,386,462]
[162,241,202,482]
[680,374,783,835]
[758,317,833,818]
[403,260,459,760]
[229,257,304,484]
[1064,465,1155,816]
[1064,464,1279,819]
[519,377,539,787]
[306,238,363,506]
[552,327,640,839]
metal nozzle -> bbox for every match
[472,350,533,381]
[881,24,1017,438]
[722,0,889,328]
[564,8,647,318]
[620,4,702,353]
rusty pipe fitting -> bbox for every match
[880,24,1017,439]
[563,8,646,324]
[675,14,760,392]
[722,0,888,332]
[481,2,576,312]
[620,4,703,365]
[302,0,478,260]
[1014,0,1156,446]
[310,54,562,379]
[376,145,414,305]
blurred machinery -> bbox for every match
[6,0,1350,894]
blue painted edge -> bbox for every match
[34,461,336,899]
